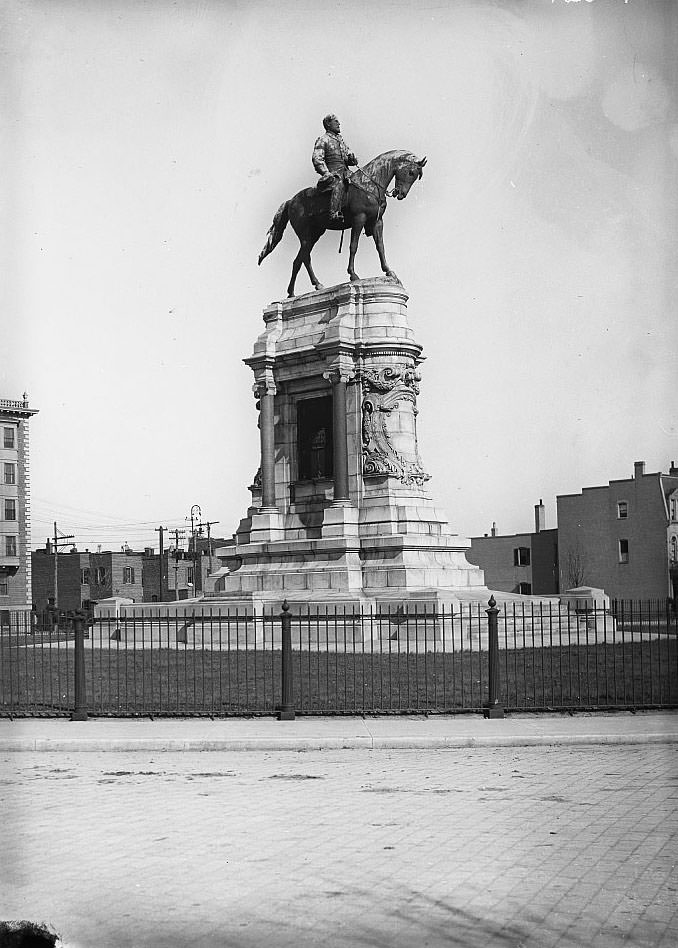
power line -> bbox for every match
[32,511,189,529]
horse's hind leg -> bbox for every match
[287,247,304,297]
[302,236,323,291]
[348,215,366,282]
[288,237,322,297]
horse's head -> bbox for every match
[391,155,427,200]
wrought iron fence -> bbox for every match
[0,600,676,717]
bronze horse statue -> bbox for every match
[258,150,427,297]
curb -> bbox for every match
[1,732,677,752]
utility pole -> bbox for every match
[172,527,186,600]
[154,526,168,603]
[53,521,75,611]
[199,519,220,587]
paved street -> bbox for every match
[1,744,677,948]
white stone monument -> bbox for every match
[206,278,487,609]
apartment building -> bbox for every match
[557,461,678,600]
[0,396,39,612]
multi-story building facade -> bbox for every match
[557,461,678,600]
[0,396,38,613]
[32,545,214,611]
[468,502,559,596]
[32,547,146,612]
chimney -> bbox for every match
[634,461,646,480]
[491,522,498,537]
[534,499,545,533]
[46,538,52,554]
[670,461,678,477]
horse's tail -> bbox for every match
[258,200,290,265]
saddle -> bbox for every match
[316,173,350,219]
[316,172,349,192]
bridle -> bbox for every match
[351,157,423,201]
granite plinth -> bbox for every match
[209,278,488,607]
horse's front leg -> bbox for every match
[348,215,365,283]
[372,218,398,283]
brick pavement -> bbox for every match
[1,745,677,948]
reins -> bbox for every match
[351,165,396,199]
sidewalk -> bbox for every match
[1,709,677,752]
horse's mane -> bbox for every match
[361,150,419,175]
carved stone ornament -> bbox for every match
[322,367,356,386]
[252,378,277,400]
[361,366,430,486]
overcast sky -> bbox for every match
[2,0,677,553]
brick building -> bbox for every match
[468,501,559,596]
[557,461,678,600]
[0,396,38,613]
[32,547,145,612]
[31,545,215,610]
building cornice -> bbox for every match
[0,398,39,419]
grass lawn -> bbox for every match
[1,639,676,715]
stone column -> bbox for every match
[255,379,278,512]
[323,368,353,506]
[322,366,358,539]
[331,371,350,505]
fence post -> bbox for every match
[71,609,88,722]
[278,600,295,721]
[484,595,504,719]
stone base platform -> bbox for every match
[205,530,490,610]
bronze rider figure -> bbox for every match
[312,114,358,222]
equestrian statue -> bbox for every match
[258,114,427,298]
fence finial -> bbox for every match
[282,599,289,612]
[488,594,497,609]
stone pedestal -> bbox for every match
[206,278,488,608]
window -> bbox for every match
[94,566,107,585]
[4,499,16,521]
[297,396,333,481]
[81,568,91,585]
[518,582,532,595]
[5,536,17,557]
[671,499,677,523]
[0,581,8,596]
[513,547,530,566]
[619,539,629,564]
[3,463,15,485]
[3,427,15,449]
[123,567,135,584]
[617,501,628,519]
[187,567,194,585]
[671,537,678,564]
